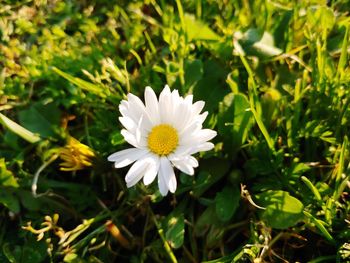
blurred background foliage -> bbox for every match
[0,0,350,262]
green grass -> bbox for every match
[0,0,350,262]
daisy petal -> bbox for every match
[179,120,202,138]
[188,156,199,167]
[127,93,146,121]
[158,157,177,195]
[171,89,180,102]
[171,159,194,175]
[192,100,205,116]
[121,129,139,148]
[180,129,217,145]
[184,94,193,105]
[108,148,141,161]
[173,102,192,131]
[108,148,148,168]
[134,115,151,147]
[127,93,145,109]
[138,113,153,133]
[189,142,215,155]
[143,155,160,185]
[159,157,177,194]
[169,155,198,175]
[119,116,136,131]
[109,85,217,196]
[171,145,192,156]
[197,111,208,124]
[145,86,160,124]
[159,85,172,123]
[158,169,168,196]
[167,163,177,193]
[197,129,217,142]
[119,100,129,117]
[125,158,149,188]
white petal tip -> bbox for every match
[114,163,126,168]
[107,155,115,162]
[126,182,135,188]
[205,143,215,151]
[187,170,195,176]
[159,190,169,196]
[207,130,217,141]
[169,187,177,193]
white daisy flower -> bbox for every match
[107,85,217,196]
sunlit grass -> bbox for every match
[0,1,349,262]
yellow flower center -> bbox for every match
[147,124,178,156]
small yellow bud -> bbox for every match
[58,137,95,171]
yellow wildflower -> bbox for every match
[22,214,65,241]
[59,137,95,171]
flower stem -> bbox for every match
[149,208,178,263]
[32,153,59,196]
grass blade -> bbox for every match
[0,113,41,143]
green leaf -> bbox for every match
[184,14,220,41]
[202,254,235,263]
[110,131,125,146]
[261,88,281,125]
[307,6,335,35]
[193,60,230,113]
[192,158,231,197]
[18,190,42,211]
[289,162,311,175]
[249,32,282,57]
[0,251,9,263]
[2,241,47,263]
[3,131,21,151]
[206,223,225,248]
[217,93,254,154]
[21,245,47,263]
[18,103,61,138]
[0,187,20,213]
[208,40,233,62]
[3,243,19,263]
[337,25,349,78]
[0,113,41,143]
[0,159,18,187]
[165,214,185,249]
[255,190,304,229]
[303,211,334,243]
[194,205,218,236]
[215,185,240,222]
[287,162,311,182]
[273,10,293,49]
[184,59,203,90]
[64,253,79,263]
[234,29,282,58]
[53,67,107,98]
